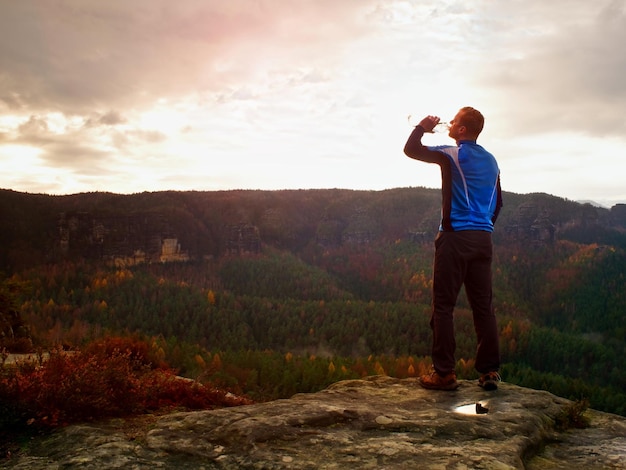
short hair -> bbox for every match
[459,107,484,136]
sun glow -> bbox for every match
[0,144,43,171]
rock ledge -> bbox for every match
[3,376,626,469]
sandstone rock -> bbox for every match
[3,376,626,469]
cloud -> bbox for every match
[469,0,626,136]
[0,0,377,115]
[84,111,127,127]
[18,115,49,136]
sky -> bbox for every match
[1,1,625,207]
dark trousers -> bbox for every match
[431,231,500,375]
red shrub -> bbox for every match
[81,335,168,371]
[0,337,251,431]
[140,372,251,410]
[3,349,144,427]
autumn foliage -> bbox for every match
[0,336,251,436]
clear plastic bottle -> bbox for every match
[407,115,449,133]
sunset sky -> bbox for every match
[1,1,625,207]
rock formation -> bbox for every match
[0,295,32,353]
[4,376,625,469]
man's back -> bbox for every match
[428,141,501,232]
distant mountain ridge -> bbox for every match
[2,187,625,271]
[576,199,609,208]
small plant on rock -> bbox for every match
[555,398,590,430]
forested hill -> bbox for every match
[2,187,626,416]
[2,187,625,270]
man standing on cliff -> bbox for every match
[403,107,503,391]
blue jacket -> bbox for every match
[404,127,502,232]
[428,141,502,232]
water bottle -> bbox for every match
[407,115,450,133]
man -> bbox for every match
[403,107,503,391]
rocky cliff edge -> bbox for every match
[3,375,626,469]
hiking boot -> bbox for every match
[419,369,459,391]
[478,371,501,391]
